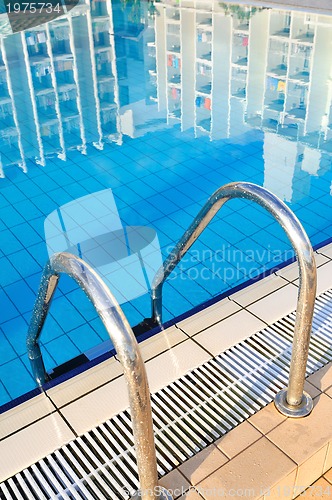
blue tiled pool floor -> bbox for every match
[0,126,331,407]
[0,0,332,408]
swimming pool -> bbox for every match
[0,0,332,409]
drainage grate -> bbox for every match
[1,290,332,499]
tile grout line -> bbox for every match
[45,371,125,412]
[44,390,79,439]
[175,301,246,336]
[0,408,59,444]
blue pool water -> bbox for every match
[0,1,332,408]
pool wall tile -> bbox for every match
[246,283,299,325]
[46,356,122,409]
[0,413,75,482]
[193,309,266,357]
[0,392,54,440]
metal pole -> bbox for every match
[27,252,172,499]
[151,181,316,417]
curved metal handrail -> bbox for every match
[151,181,317,417]
[26,252,171,500]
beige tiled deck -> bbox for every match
[0,243,332,487]
[300,477,332,498]
[246,283,299,324]
[229,274,286,307]
[158,366,332,499]
[317,243,332,260]
[191,309,265,356]
[0,391,55,440]
[276,253,329,283]
[177,298,241,337]
[0,413,75,483]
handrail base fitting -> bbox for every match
[274,389,313,418]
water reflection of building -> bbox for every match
[156,3,332,140]
[155,2,264,138]
[0,0,160,173]
[155,2,332,202]
[1,0,122,168]
[110,0,165,138]
[1,0,332,201]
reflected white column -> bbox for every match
[45,23,66,160]
[2,38,27,172]
[263,132,297,203]
[20,31,45,166]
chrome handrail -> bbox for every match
[26,252,171,500]
[151,181,317,418]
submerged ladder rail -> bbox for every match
[151,181,317,417]
[26,252,171,500]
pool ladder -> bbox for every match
[26,252,172,500]
[144,181,317,417]
[27,182,317,499]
